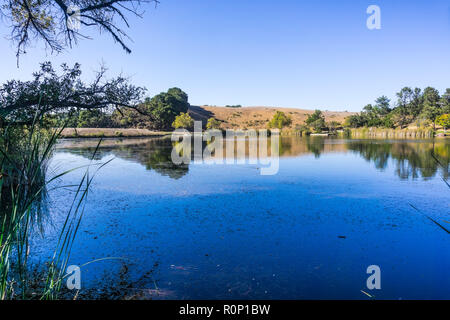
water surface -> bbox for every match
[33,137,450,299]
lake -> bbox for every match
[31,136,450,299]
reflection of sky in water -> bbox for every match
[31,138,450,299]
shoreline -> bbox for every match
[59,127,449,140]
[59,128,171,139]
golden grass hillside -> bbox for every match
[188,105,355,129]
[59,106,356,138]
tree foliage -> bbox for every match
[420,87,442,128]
[110,87,190,130]
[172,112,193,129]
[441,89,450,114]
[268,111,292,129]
[146,88,190,130]
[436,114,450,130]
[305,110,324,125]
[345,86,448,130]
[394,87,423,128]
[305,110,325,132]
[206,117,221,130]
[375,96,392,115]
[327,121,340,132]
[0,61,145,126]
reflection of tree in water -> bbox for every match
[140,142,189,180]
[60,137,189,180]
[276,136,449,181]
[346,141,449,180]
[345,141,392,170]
[305,137,325,158]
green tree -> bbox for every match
[76,109,114,128]
[310,118,326,133]
[295,124,311,135]
[110,87,190,130]
[111,107,149,128]
[420,87,441,130]
[411,87,424,117]
[375,96,392,115]
[382,114,395,128]
[305,110,326,132]
[172,112,194,129]
[436,114,450,133]
[206,118,221,130]
[345,114,367,128]
[327,121,340,133]
[78,110,97,128]
[167,88,189,103]
[362,104,383,127]
[305,110,324,125]
[395,87,423,128]
[0,62,145,126]
[440,89,450,114]
[145,88,190,130]
[268,111,292,129]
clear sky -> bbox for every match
[1,0,450,111]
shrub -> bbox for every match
[436,114,450,131]
[206,118,221,130]
[172,112,194,129]
[268,111,292,129]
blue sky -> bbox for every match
[1,0,450,111]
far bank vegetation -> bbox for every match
[55,86,450,138]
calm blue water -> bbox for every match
[31,137,450,299]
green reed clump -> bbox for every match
[349,127,434,139]
[0,119,106,299]
[0,123,54,299]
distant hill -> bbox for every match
[188,105,355,129]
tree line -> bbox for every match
[346,87,450,130]
[4,65,448,133]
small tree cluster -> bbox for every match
[346,87,450,129]
[305,110,326,133]
[436,114,450,132]
[268,111,292,129]
[206,118,221,130]
[172,112,194,130]
[112,87,190,130]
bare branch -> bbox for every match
[2,0,159,61]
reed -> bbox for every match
[0,116,106,299]
[349,127,434,139]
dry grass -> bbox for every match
[191,105,355,129]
